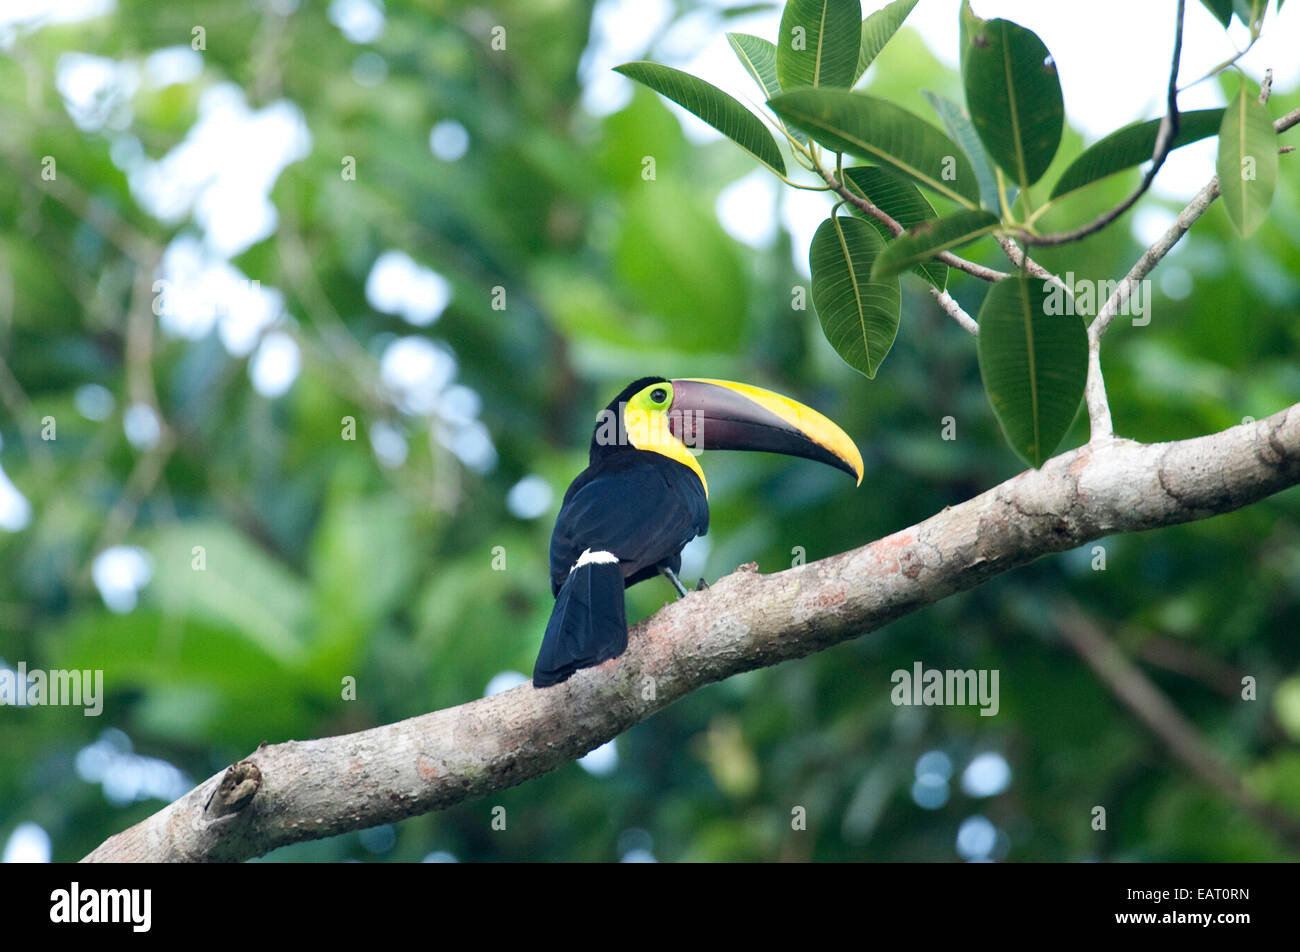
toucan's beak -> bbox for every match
[667,378,863,485]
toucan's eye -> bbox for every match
[650,387,668,405]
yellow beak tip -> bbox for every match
[680,377,864,486]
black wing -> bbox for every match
[549,454,708,594]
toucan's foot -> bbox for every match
[695,577,709,592]
[660,565,689,599]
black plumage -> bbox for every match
[534,379,708,687]
[548,451,709,595]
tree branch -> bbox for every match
[83,402,1300,862]
[1056,604,1300,850]
[994,235,1076,305]
[1084,343,1114,441]
[928,286,979,336]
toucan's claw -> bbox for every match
[695,577,708,592]
[661,565,689,599]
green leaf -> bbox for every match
[614,61,786,175]
[727,33,807,144]
[777,0,862,91]
[1050,109,1226,201]
[870,209,999,281]
[770,88,980,206]
[48,611,292,696]
[959,0,982,47]
[842,166,947,288]
[720,2,780,18]
[308,490,419,679]
[46,613,309,744]
[1231,0,1265,30]
[727,33,781,100]
[977,274,1087,468]
[852,0,920,84]
[809,214,901,378]
[921,89,1007,211]
[146,522,310,665]
[1199,0,1235,26]
[615,184,748,351]
[961,11,1064,187]
[1216,77,1277,237]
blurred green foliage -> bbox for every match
[1,0,1299,863]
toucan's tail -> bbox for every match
[533,557,627,687]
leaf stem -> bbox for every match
[808,153,1012,283]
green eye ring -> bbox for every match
[627,380,674,416]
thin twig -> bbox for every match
[1084,105,1300,441]
[0,354,56,475]
[811,159,1011,283]
[1178,35,1258,92]
[80,249,174,586]
[1089,175,1221,346]
[1057,604,1300,853]
[929,287,979,336]
[1135,633,1245,699]
[994,236,1072,294]
[0,149,158,267]
[1091,104,1300,347]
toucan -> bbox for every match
[532,376,863,687]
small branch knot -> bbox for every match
[205,761,262,819]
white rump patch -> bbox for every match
[571,548,619,572]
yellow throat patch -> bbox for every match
[621,380,708,496]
